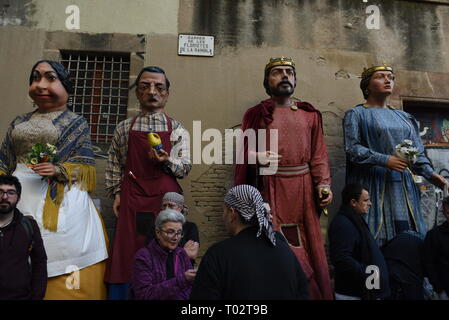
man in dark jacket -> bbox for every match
[328,184,390,300]
[381,231,425,300]
[0,175,47,300]
[423,195,449,300]
[190,184,308,300]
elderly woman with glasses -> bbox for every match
[130,209,196,300]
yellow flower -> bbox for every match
[30,158,39,165]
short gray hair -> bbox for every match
[155,209,185,229]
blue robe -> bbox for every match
[343,105,434,245]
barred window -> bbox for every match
[60,51,130,144]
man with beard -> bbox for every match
[0,175,47,299]
[105,66,191,299]
[235,57,333,299]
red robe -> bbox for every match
[235,98,333,300]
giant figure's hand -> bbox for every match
[317,187,333,207]
[386,156,408,172]
[113,194,120,217]
[184,240,200,260]
[429,173,449,190]
[148,148,169,163]
[185,268,197,283]
[257,151,282,167]
[32,162,56,177]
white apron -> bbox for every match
[14,164,108,277]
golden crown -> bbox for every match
[265,57,295,72]
[361,64,393,79]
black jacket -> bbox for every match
[423,221,449,294]
[190,227,309,300]
[381,231,425,300]
[328,206,390,299]
[0,209,47,300]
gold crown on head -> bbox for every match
[265,57,295,72]
[361,64,393,79]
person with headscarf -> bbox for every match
[234,57,333,300]
[343,65,448,245]
[190,184,308,300]
[145,192,200,265]
[328,184,390,300]
[0,60,108,299]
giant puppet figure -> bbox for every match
[105,66,191,299]
[344,65,448,246]
[235,57,333,300]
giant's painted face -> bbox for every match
[28,62,69,111]
[135,72,169,112]
[267,66,296,97]
[367,70,395,97]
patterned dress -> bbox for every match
[0,109,108,299]
[344,105,435,245]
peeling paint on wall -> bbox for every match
[191,0,447,72]
[0,0,36,27]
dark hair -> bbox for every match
[135,66,170,91]
[0,175,22,197]
[360,76,371,100]
[236,211,258,226]
[341,184,366,205]
[29,60,74,94]
[443,195,449,206]
[263,66,297,96]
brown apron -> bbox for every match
[105,115,182,283]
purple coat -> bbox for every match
[130,239,193,300]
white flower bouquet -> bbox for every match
[395,139,421,164]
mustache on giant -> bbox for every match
[278,80,293,87]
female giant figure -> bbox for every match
[0,60,108,299]
[344,65,448,245]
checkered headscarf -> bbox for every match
[224,184,276,246]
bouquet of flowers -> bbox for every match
[395,139,424,183]
[25,143,58,167]
[395,139,421,164]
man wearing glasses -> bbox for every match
[0,175,47,300]
[105,66,191,299]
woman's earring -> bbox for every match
[67,96,73,108]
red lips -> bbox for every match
[34,94,52,99]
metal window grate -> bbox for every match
[60,51,130,144]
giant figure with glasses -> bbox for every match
[105,66,192,299]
